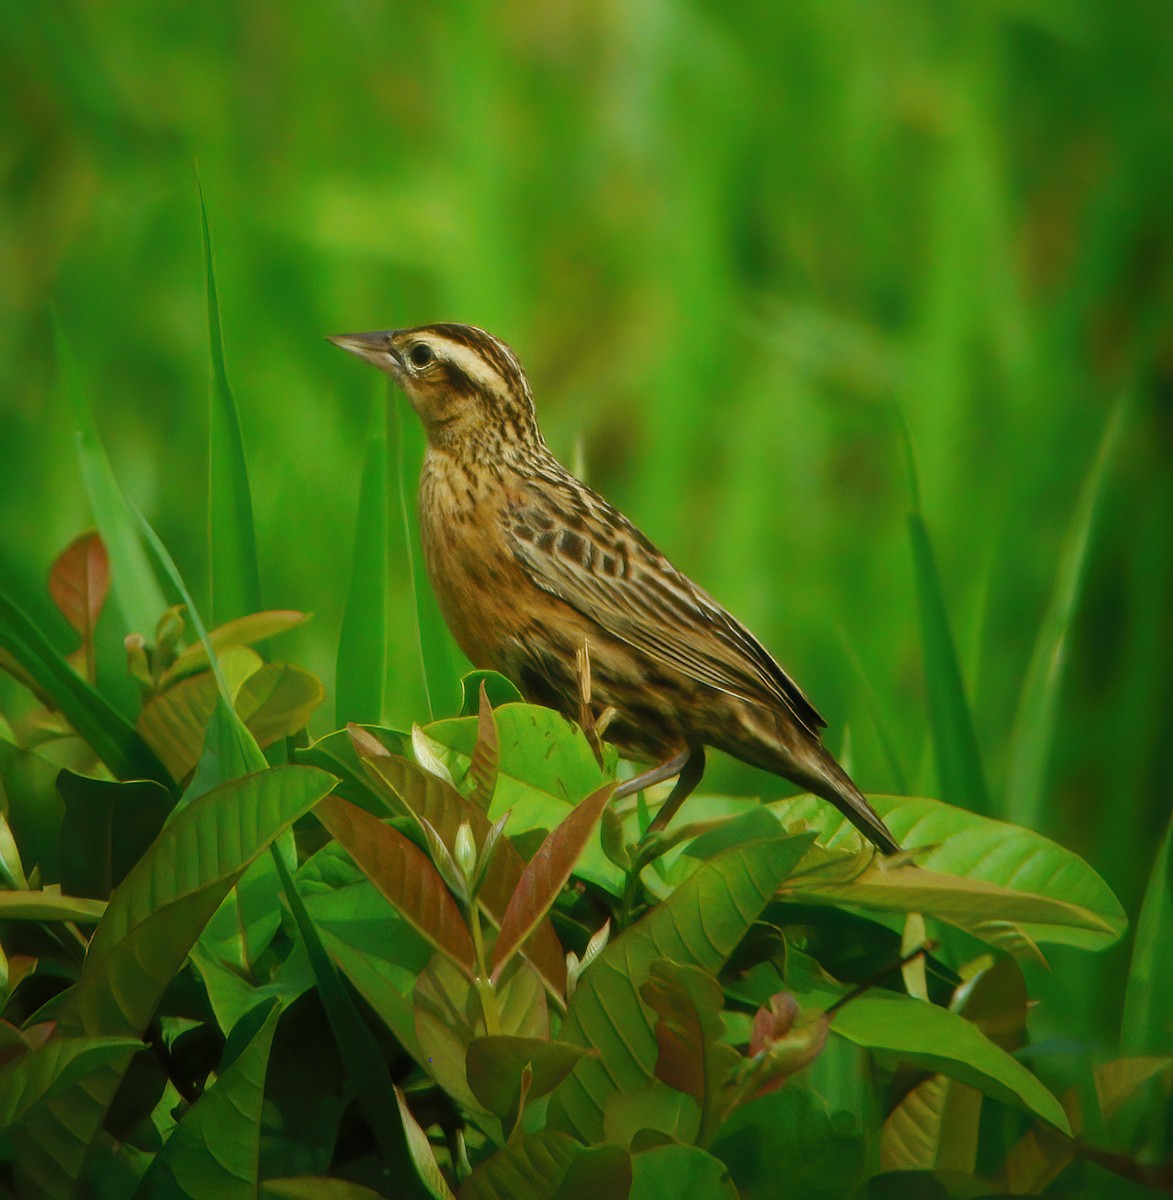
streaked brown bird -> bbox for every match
[328,323,899,854]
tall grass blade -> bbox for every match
[201,183,263,625]
[393,389,462,719]
[53,313,168,637]
[900,415,991,815]
[1122,810,1173,1057]
[271,849,427,1193]
[0,590,168,786]
[335,388,388,726]
[1005,399,1125,829]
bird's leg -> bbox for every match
[612,747,692,801]
[646,744,705,835]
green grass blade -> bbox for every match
[1005,399,1125,829]
[133,504,266,775]
[393,389,463,719]
[900,416,991,815]
[335,388,388,726]
[270,848,428,1195]
[0,590,169,785]
[201,183,263,625]
[53,312,168,638]
[1122,809,1173,1056]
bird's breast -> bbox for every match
[418,454,541,668]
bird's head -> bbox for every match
[328,323,541,456]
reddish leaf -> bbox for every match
[490,783,615,983]
[746,992,829,1098]
[468,682,500,810]
[348,728,568,997]
[640,960,740,1142]
[47,532,109,678]
[315,794,476,978]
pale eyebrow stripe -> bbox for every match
[440,339,507,394]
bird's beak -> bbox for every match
[326,331,402,376]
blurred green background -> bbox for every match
[2,3,1170,1044]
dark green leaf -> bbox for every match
[132,1001,281,1199]
[628,1144,737,1200]
[466,1036,593,1123]
[711,1085,866,1200]
[57,770,172,899]
[459,671,523,715]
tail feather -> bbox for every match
[796,745,901,856]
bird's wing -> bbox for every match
[504,483,826,736]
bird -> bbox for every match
[328,323,900,855]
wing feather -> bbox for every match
[504,482,826,736]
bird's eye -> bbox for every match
[408,343,435,369]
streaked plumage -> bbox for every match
[328,323,899,854]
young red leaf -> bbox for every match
[349,729,568,997]
[490,783,615,983]
[315,794,476,979]
[640,959,741,1143]
[746,992,829,1098]
[47,532,109,680]
[468,681,500,810]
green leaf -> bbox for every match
[201,182,263,625]
[0,887,106,923]
[235,663,326,747]
[458,1131,610,1200]
[394,1085,458,1200]
[0,1035,139,1135]
[315,794,476,978]
[295,724,411,810]
[880,1075,983,1175]
[394,389,463,718]
[1005,399,1124,828]
[629,1144,736,1200]
[162,610,310,687]
[47,531,109,682]
[263,1181,387,1200]
[53,312,168,638]
[466,1036,593,1123]
[0,590,169,786]
[710,1085,866,1200]
[76,764,337,1036]
[547,827,814,1142]
[132,1001,281,1200]
[0,738,65,881]
[641,960,741,1145]
[459,671,523,715]
[736,951,1071,1133]
[775,792,1126,950]
[336,389,389,726]
[57,770,172,899]
[1122,808,1173,1055]
[491,783,615,982]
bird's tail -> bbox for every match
[794,745,901,856]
